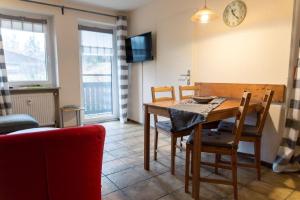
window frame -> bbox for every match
[0,12,55,87]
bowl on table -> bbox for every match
[192,96,215,104]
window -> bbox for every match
[0,14,51,84]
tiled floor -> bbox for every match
[100,121,300,200]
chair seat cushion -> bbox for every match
[156,121,172,132]
[0,114,39,135]
[218,121,259,137]
[187,129,237,149]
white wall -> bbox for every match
[128,0,294,163]
[0,0,120,126]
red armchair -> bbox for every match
[0,125,106,200]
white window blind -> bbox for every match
[0,14,47,33]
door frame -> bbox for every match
[78,23,119,123]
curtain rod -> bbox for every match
[20,0,118,18]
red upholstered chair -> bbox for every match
[0,125,106,200]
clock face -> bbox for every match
[223,0,247,27]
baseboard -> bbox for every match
[127,118,143,125]
[237,152,273,169]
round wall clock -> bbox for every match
[223,0,247,27]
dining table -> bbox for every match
[143,98,262,200]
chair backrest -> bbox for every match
[256,90,274,136]
[179,85,200,100]
[151,86,176,102]
[233,91,252,146]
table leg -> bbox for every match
[61,110,64,128]
[144,105,150,170]
[192,124,202,200]
[79,110,82,126]
[76,111,79,126]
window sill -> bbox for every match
[9,86,60,94]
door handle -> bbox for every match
[178,70,191,85]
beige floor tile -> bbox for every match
[149,172,184,193]
[199,173,242,198]
[134,161,170,177]
[158,189,193,200]
[247,180,294,200]
[102,176,119,196]
[122,180,168,200]
[160,187,225,200]
[103,152,118,163]
[176,165,213,185]
[287,191,300,200]
[261,171,300,190]
[103,191,131,200]
[107,167,152,189]
[118,153,144,167]
[198,185,229,200]
[102,159,132,175]
[155,155,185,169]
[104,142,125,152]
[109,147,137,159]
[219,167,257,186]
[228,187,268,200]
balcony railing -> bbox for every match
[83,82,112,116]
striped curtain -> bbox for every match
[116,16,129,123]
[0,30,12,116]
[273,51,300,172]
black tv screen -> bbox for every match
[126,32,153,63]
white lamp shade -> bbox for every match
[191,7,218,24]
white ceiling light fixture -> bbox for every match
[191,0,218,24]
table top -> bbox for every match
[144,98,261,121]
[145,98,259,110]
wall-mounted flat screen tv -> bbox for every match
[125,32,153,63]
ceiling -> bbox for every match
[65,0,154,11]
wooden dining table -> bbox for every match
[143,98,261,200]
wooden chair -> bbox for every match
[179,85,201,100]
[184,91,252,200]
[179,85,220,130]
[217,89,274,180]
[151,86,191,175]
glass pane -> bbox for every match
[33,23,43,33]
[1,28,47,82]
[12,21,22,30]
[23,22,33,32]
[1,19,11,29]
[80,29,114,118]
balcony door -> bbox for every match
[79,25,118,122]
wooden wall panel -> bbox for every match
[195,82,286,103]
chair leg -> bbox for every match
[215,153,221,174]
[185,145,191,193]
[255,139,261,181]
[154,115,159,161]
[191,148,194,175]
[231,151,238,200]
[180,136,184,152]
[171,136,177,175]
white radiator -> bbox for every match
[11,93,56,126]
